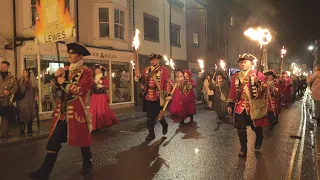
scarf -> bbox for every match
[69,60,84,72]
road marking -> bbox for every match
[286,94,307,180]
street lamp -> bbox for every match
[308,45,314,51]
[280,46,287,72]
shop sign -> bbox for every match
[34,0,74,44]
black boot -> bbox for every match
[160,118,168,135]
[237,130,247,158]
[190,115,194,123]
[20,122,26,137]
[179,118,185,126]
[27,152,58,180]
[27,121,34,135]
[146,118,156,141]
[254,127,263,150]
[80,147,92,175]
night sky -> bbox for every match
[271,0,320,61]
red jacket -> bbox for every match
[50,66,94,147]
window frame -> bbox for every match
[193,32,200,48]
[114,8,125,40]
[143,13,160,43]
[170,23,181,47]
[98,7,111,38]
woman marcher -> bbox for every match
[280,71,292,107]
[90,64,119,131]
[169,69,186,122]
[180,70,196,125]
[307,64,320,121]
[210,72,229,120]
[203,75,214,109]
[16,69,38,137]
[265,71,280,129]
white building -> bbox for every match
[134,0,188,70]
[0,0,135,120]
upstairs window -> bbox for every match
[114,9,125,40]
[99,8,110,37]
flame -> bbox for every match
[219,60,226,70]
[132,29,140,50]
[112,72,115,77]
[45,67,50,74]
[198,59,204,73]
[169,59,175,70]
[130,61,135,69]
[281,46,287,58]
[35,0,74,36]
[286,71,291,76]
[215,64,218,69]
[244,27,272,47]
[163,55,175,70]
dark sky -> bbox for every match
[271,0,320,60]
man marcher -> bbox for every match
[280,71,292,107]
[134,53,171,141]
[265,70,280,129]
[0,61,17,138]
[27,43,94,179]
[227,54,269,158]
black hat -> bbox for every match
[238,54,256,63]
[66,43,91,56]
[148,53,163,60]
[94,64,107,73]
[264,71,277,78]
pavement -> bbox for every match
[0,95,318,180]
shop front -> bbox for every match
[19,40,134,120]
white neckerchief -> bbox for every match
[241,69,250,77]
[95,73,103,84]
[69,60,83,72]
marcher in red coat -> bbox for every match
[280,71,292,107]
[265,70,280,129]
[227,54,268,158]
[27,43,94,179]
[180,70,196,125]
[90,64,119,131]
[169,69,187,122]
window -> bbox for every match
[31,0,37,27]
[144,13,159,42]
[230,16,234,26]
[114,9,125,40]
[111,62,132,103]
[99,8,110,37]
[193,32,199,47]
[171,24,180,47]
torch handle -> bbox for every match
[280,58,284,73]
[256,46,264,76]
[134,51,139,74]
[162,83,178,110]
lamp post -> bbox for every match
[280,46,287,72]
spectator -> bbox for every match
[307,64,320,121]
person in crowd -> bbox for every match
[227,54,268,158]
[291,75,297,101]
[180,70,196,125]
[134,53,171,141]
[0,61,17,139]
[307,64,320,121]
[90,64,119,131]
[210,72,229,120]
[16,69,38,137]
[27,43,94,179]
[265,70,280,129]
[169,69,186,122]
[280,71,292,107]
[203,74,214,109]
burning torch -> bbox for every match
[280,46,287,73]
[163,55,176,70]
[132,29,140,74]
[244,27,272,75]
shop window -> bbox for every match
[114,9,125,40]
[111,61,132,103]
[144,13,159,42]
[193,32,199,47]
[99,8,110,37]
[171,23,180,47]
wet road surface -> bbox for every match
[0,99,317,180]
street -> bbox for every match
[0,99,317,180]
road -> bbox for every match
[0,98,317,180]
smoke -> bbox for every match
[233,0,278,27]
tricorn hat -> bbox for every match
[238,53,257,63]
[66,43,91,56]
[148,53,163,60]
[94,64,107,73]
[264,70,277,78]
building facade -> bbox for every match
[0,0,135,120]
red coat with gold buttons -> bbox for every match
[50,66,94,147]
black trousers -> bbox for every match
[268,111,276,125]
[145,100,167,132]
[235,111,263,146]
[46,120,68,152]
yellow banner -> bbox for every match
[35,0,74,44]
